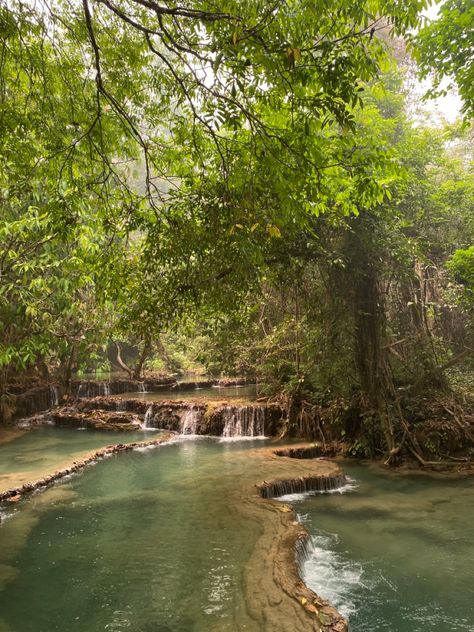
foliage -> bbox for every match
[2,0,474,461]
[448,247,474,291]
[415,0,474,119]
[0,5,133,382]
[447,246,474,317]
[0,0,433,386]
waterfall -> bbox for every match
[138,382,146,393]
[221,406,265,439]
[101,382,111,396]
[77,384,89,398]
[180,406,200,435]
[295,533,314,577]
[143,405,154,429]
[116,399,126,412]
[49,386,59,407]
[257,474,348,499]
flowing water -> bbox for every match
[221,406,265,439]
[0,436,268,632]
[1,433,474,632]
[119,384,257,402]
[179,406,200,435]
[293,463,474,631]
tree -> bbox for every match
[0,7,131,387]
[1,1,432,388]
[416,0,474,119]
[177,69,474,460]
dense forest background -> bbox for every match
[1,0,473,461]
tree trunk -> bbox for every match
[64,344,77,390]
[132,334,152,380]
[346,215,395,454]
[155,336,174,373]
[112,341,133,378]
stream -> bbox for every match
[113,384,257,402]
[293,463,474,631]
[0,432,473,631]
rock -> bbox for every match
[318,611,336,627]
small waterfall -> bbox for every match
[143,405,154,429]
[222,406,265,438]
[180,406,200,435]
[257,474,348,499]
[295,533,314,577]
[116,399,126,412]
[77,383,89,398]
[49,386,59,407]
[138,382,146,393]
[101,382,111,397]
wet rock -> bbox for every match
[5,384,64,424]
[274,443,341,459]
[257,473,347,499]
[51,408,141,431]
[72,377,176,399]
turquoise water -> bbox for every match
[0,437,266,632]
[1,434,474,632]
[0,427,155,494]
[0,427,153,476]
[293,463,474,631]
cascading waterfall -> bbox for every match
[77,384,88,398]
[180,406,200,435]
[295,534,314,577]
[143,405,154,429]
[257,474,348,499]
[138,383,146,393]
[49,386,59,407]
[222,405,265,438]
[101,382,111,396]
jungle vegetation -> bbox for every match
[1,0,473,460]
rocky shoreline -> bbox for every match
[242,445,349,632]
[19,396,285,437]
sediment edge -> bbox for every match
[256,473,349,632]
[0,433,173,504]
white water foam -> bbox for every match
[277,477,364,622]
[16,413,55,428]
[133,443,162,453]
[220,406,266,440]
[219,434,267,443]
[276,478,358,502]
[303,529,365,620]
[0,508,17,524]
[142,405,154,429]
[180,406,200,436]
